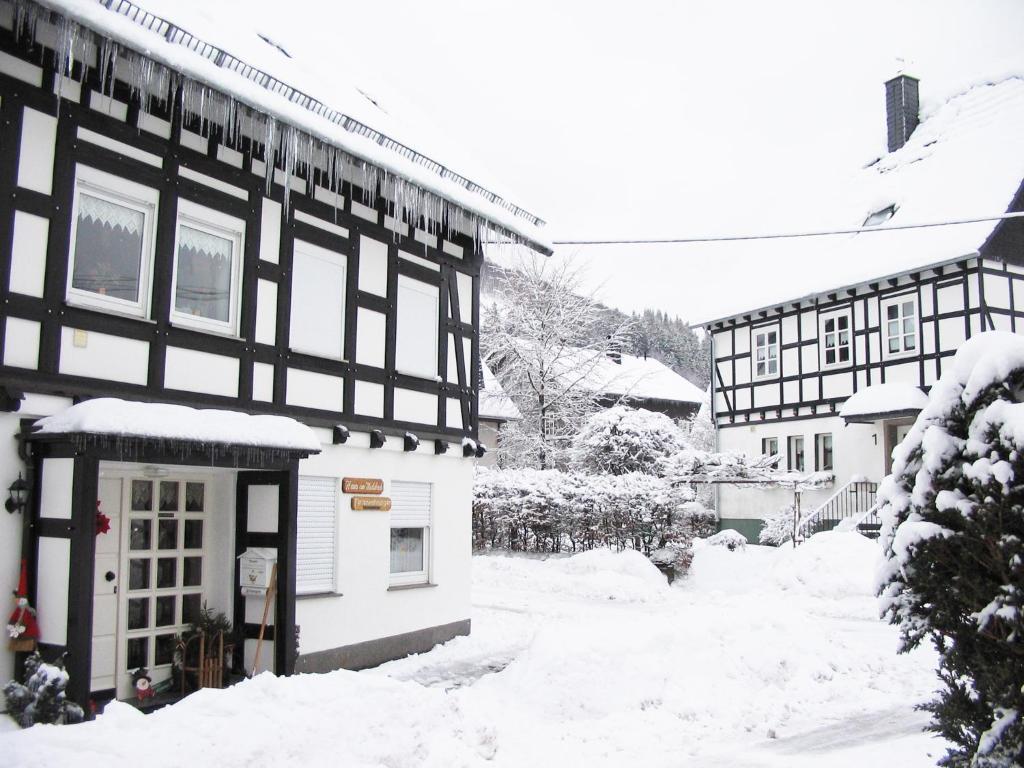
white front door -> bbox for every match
[90,478,123,694]
[116,477,209,699]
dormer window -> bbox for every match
[863,204,897,227]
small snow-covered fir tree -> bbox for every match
[3,651,84,727]
[481,254,631,469]
[877,332,1024,767]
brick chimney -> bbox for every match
[885,74,919,152]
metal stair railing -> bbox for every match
[836,499,885,539]
[795,478,878,540]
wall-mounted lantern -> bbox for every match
[6,474,28,514]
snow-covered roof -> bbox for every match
[704,76,1024,324]
[838,382,928,422]
[34,398,321,451]
[34,0,550,253]
[582,352,705,405]
[479,362,521,422]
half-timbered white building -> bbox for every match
[703,73,1024,541]
[0,0,549,711]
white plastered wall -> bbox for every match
[717,415,885,524]
[295,438,473,657]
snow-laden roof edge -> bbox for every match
[838,382,928,419]
[479,362,522,421]
[32,0,551,254]
[699,252,978,327]
[34,398,322,451]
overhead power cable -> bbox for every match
[550,211,1024,246]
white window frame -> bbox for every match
[296,476,339,595]
[881,294,918,359]
[395,275,440,380]
[170,199,245,336]
[752,324,780,380]
[66,165,159,318]
[814,433,833,471]
[787,435,805,472]
[761,436,778,458]
[389,481,432,587]
[819,309,852,369]
[289,239,347,360]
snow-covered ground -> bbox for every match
[2,533,946,767]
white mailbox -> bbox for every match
[238,548,277,597]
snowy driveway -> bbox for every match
[4,533,946,767]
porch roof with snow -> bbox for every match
[837,383,928,424]
[29,398,321,465]
[34,0,550,253]
[703,75,1024,326]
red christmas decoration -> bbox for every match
[95,499,110,536]
[7,559,39,651]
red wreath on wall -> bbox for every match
[95,500,110,536]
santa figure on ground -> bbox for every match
[7,559,39,651]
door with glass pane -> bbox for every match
[117,478,207,699]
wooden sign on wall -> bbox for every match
[343,477,383,494]
[351,496,392,511]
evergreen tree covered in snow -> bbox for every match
[572,405,686,475]
[3,651,84,727]
[481,255,631,469]
[877,332,1024,767]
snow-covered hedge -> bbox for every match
[473,467,716,555]
[877,332,1024,767]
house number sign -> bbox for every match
[351,496,392,511]
[343,477,384,494]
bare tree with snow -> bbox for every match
[482,254,631,469]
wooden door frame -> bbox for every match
[233,466,299,678]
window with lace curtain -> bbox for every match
[67,165,159,317]
[171,200,245,335]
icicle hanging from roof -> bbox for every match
[7,0,539,253]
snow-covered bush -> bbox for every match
[571,405,686,475]
[759,504,797,546]
[473,467,711,561]
[3,652,84,727]
[877,332,1024,767]
[705,529,747,551]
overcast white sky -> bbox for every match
[239,0,1024,323]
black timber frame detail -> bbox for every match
[709,260,1024,425]
[0,31,482,442]
[234,467,299,679]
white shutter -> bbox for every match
[395,276,439,378]
[289,240,346,359]
[297,476,337,594]
[390,481,432,527]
